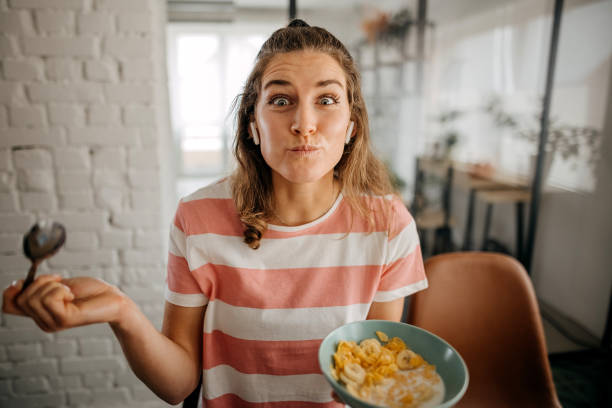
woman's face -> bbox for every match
[254,50,352,185]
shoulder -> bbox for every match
[173,178,237,233]
[352,193,415,237]
[180,177,232,203]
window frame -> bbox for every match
[166,22,273,179]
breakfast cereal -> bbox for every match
[331,331,444,408]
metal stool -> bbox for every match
[460,177,506,251]
[476,189,531,264]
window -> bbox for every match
[167,24,268,189]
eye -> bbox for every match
[319,96,338,105]
[270,96,290,106]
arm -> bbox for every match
[2,276,204,405]
[113,300,205,404]
[366,297,405,321]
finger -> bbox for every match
[16,275,61,321]
[26,282,69,331]
[16,282,53,332]
[41,284,75,328]
[15,275,62,311]
[17,274,62,300]
[2,280,26,315]
[30,313,52,333]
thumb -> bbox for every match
[331,391,344,403]
[60,283,75,302]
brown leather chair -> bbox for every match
[407,252,561,407]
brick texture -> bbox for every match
[0,0,169,406]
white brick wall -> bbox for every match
[45,58,81,80]
[3,59,45,81]
[49,104,86,126]
[0,0,170,406]
[0,36,20,57]
[77,12,114,35]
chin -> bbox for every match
[278,168,330,184]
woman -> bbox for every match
[2,20,426,407]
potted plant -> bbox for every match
[483,95,600,179]
[430,109,462,161]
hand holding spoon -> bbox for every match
[22,221,66,291]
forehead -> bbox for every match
[261,50,347,89]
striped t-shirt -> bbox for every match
[165,178,427,407]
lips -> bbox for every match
[289,145,319,152]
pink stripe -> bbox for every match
[203,330,322,374]
[166,253,201,294]
[388,198,414,240]
[379,245,426,292]
[193,263,381,308]
[264,196,413,239]
[173,208,185,232]
[175,195,412,238]
[178,198,243,237]
[205,394,342,408]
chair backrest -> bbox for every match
[407,252,561,408]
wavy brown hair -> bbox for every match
[231,19,395,249]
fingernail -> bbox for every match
[6,280,20,290]
[61,284,72,293]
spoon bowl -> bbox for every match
[22,221,66,291]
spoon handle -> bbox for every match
[21,262,39,292]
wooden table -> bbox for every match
[415,157,531,263]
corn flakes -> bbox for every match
[332,331,444,408]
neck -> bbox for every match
[271,172,338,226]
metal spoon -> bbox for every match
[21,220,66,291]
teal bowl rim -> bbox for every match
[318,320,469,408]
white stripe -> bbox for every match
[203,365,333,403]
[182,178,231,202]
[165,287,208,307]
[168,223,186,257]
[267,193,343,232]
[373,279,428,302]
[386,220,419,265]
[204,299,370,341]
[185,231,387,271]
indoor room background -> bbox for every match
[0,0,610,406]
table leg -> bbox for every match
[481,203,493,250]
[516,202,525,264]
[462,189,476,250]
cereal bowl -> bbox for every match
[318,320,468,408]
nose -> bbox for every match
[290,103,316,137]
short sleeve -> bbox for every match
[165,202,209,307]
[374,198,427,302]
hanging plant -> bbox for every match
[379,8,414,46]
[361,8,414,45]
[361,11,389,43]
[484,95,601,169]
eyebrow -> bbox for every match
[263,79,345,90]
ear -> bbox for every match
[249,122,260,145]
[345,121,355,145]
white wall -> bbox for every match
[0,0,171,406]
